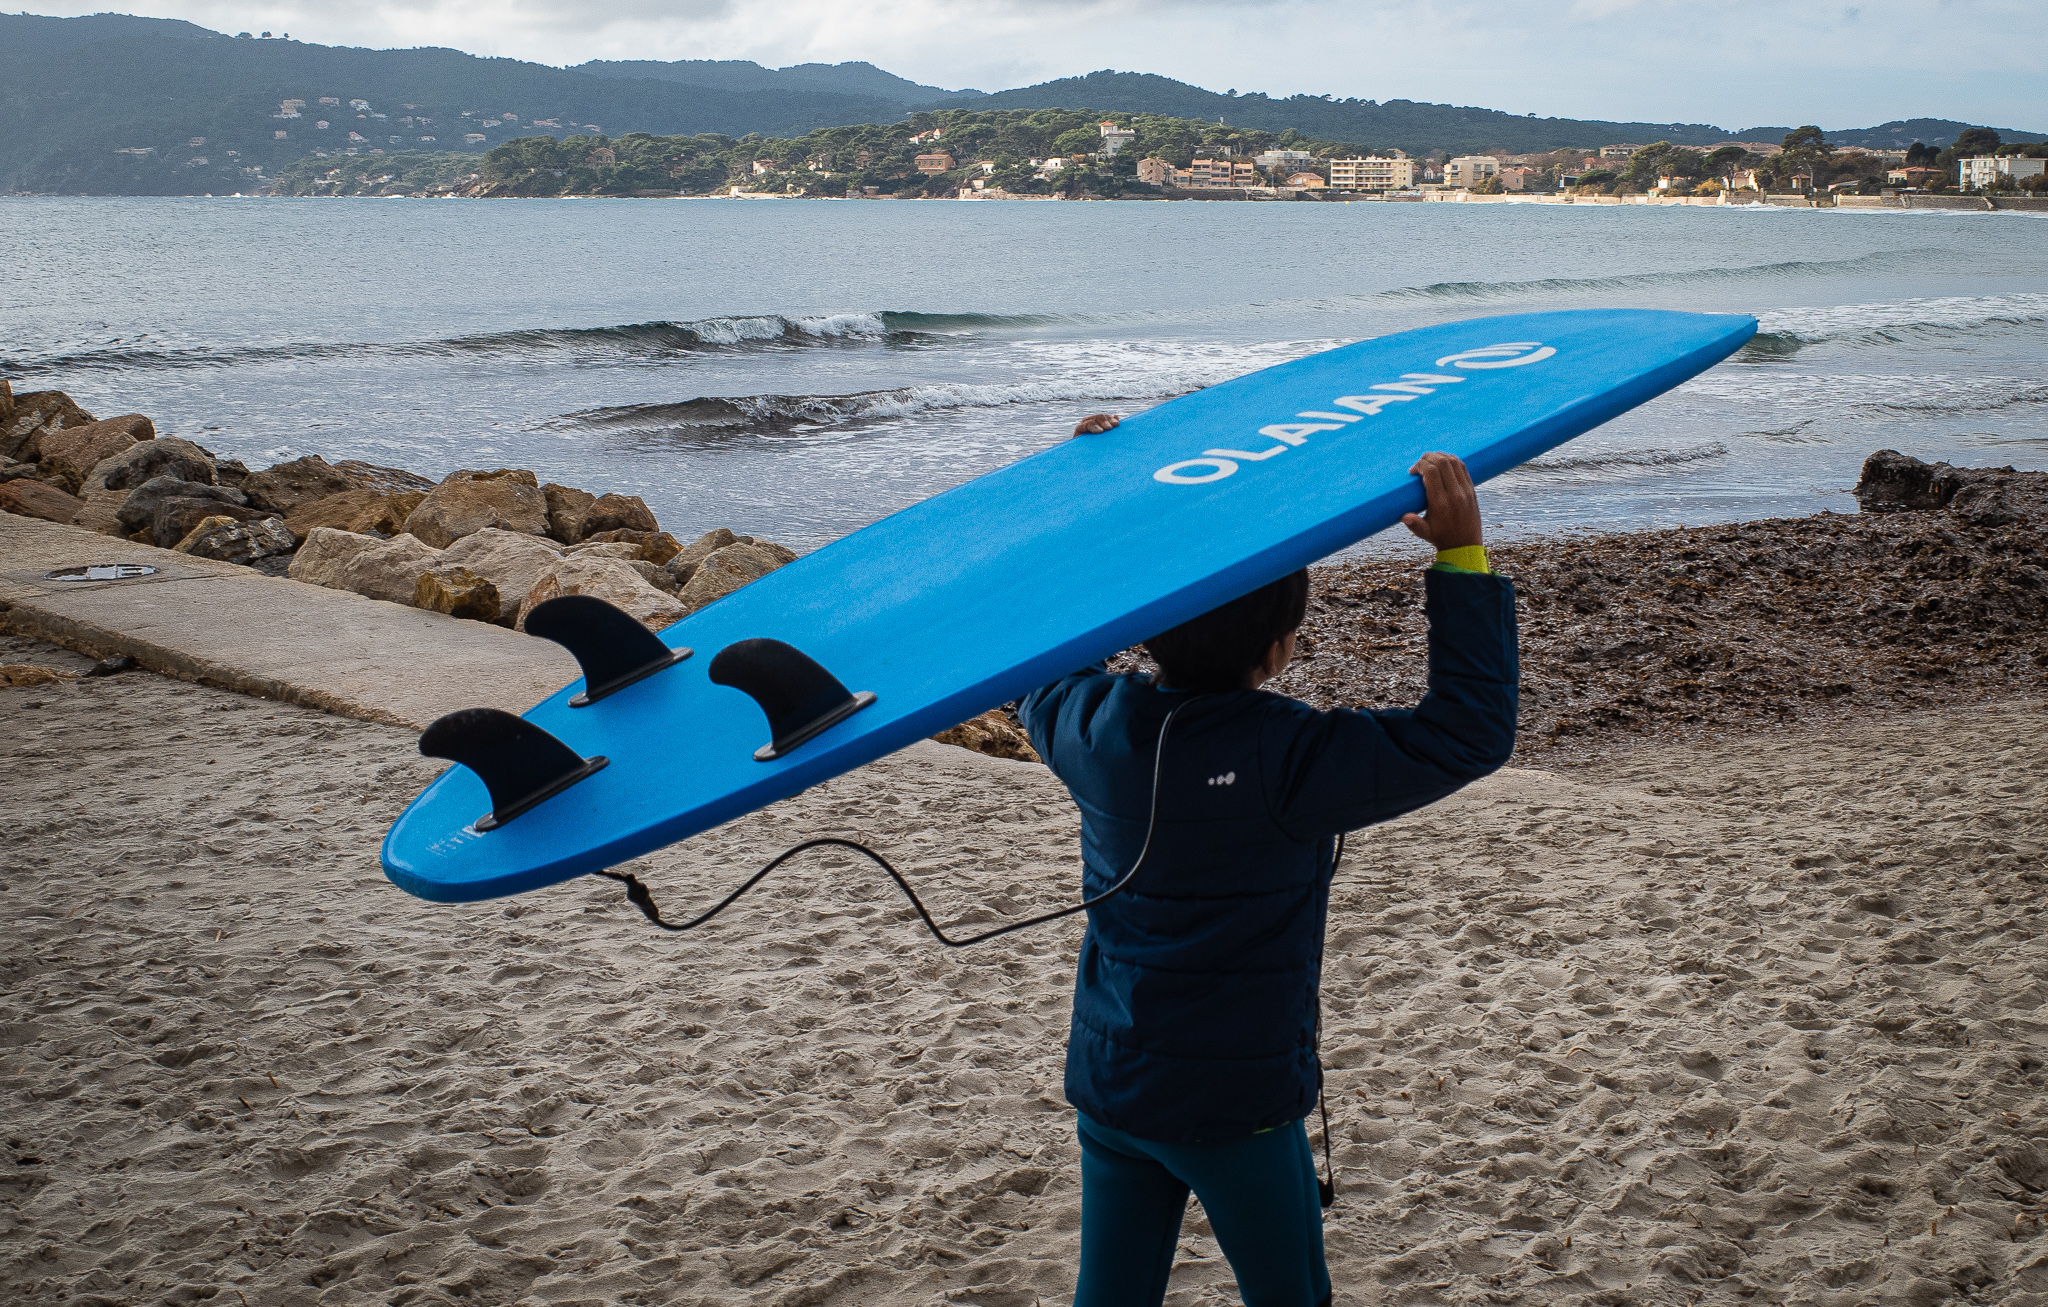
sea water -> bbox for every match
[3,195,2044,552]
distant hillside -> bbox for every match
[943,71,2045,155]
[574,59,979,105]
[1,13,2038,195]
[0,14,919,193]
[1754,118,2048,149]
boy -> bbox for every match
[1019,415,1520,1307]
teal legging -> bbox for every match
[1074,1113,1332,1307]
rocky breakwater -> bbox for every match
[0,382,1035,759]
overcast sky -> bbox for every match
[45,0,2048,131]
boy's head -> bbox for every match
[1144,569,1309,692]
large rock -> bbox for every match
[628,559,678,593]
[0,478,87,525]
[240,454,433,514]
[931,710,1042,763]
[67,487,131,538]
[403,468,549,549]
[281,488,429,542]
[1852,449,2040,527]
[582,528,682,566]
[36,414,154,493]
[414,565,502,623]
[565,540,642,561]
[115,476,248,537]
[0,391,95,463]
[664,527,740,585]
[287,528,442,606]
[150,498,275,549]
[582,492,659,538]
[516,556,686,632]
[70,436,219,537]
[92,436,215,493]
[437,528,565,623]
[173,515,298,565]
[673,541,793,615]
[542,482,596,543]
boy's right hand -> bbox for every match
[1072,413,1121,436]
[1401,452,1484,550]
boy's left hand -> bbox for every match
[1401,451,1484,550]
[1072,413,1121,436]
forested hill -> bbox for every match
[2,11,2039,195]
[0,13,932,194]
[573,59,978,104]
[940,71,2045,155]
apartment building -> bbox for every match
[1187,157,1259,185]
[1253,148,1315,172]
[1443,155,1501,188]
[1960,155,2045,189]
[1329,155,1416,189]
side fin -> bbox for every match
[524,594,692,707]
[418,708,609,831]
[708,638,877,762]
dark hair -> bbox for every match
[1144,569,1309,692]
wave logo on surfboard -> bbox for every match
[1153,341,1556,486]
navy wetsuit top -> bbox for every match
[1018,568,1520,1144]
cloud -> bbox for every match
[38,0,2048,128]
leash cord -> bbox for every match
[596,702,1188,949]
[1315,830,1346,1208]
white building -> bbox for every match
[1960,155,2045,190]
[1098,121,1137,155]
[1253,148,1315,172]
[1444,156,1501,188]
[1329,156,1416,189]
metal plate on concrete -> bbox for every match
[45,564,160,582]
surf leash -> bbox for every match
[595,701,1190,949]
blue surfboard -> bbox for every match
[383,309,1755,902]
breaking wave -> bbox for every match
[558,376,1210,440]
[1382,249,1924,303]
[1744,292,2048,355]
[1519,442,1730,475]
[4,309,1065,375]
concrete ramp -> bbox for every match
[0,512,578,730]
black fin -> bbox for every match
[418,708,609,831]
[708,638,876,761]
[524,593,692,707]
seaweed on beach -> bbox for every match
[1117,454,2048,766]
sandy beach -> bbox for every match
[4,610,2044,1305]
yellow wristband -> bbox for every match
[1433,545,1490,574]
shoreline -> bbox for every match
[5,368,2043,768]
[13,190,2044,210]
